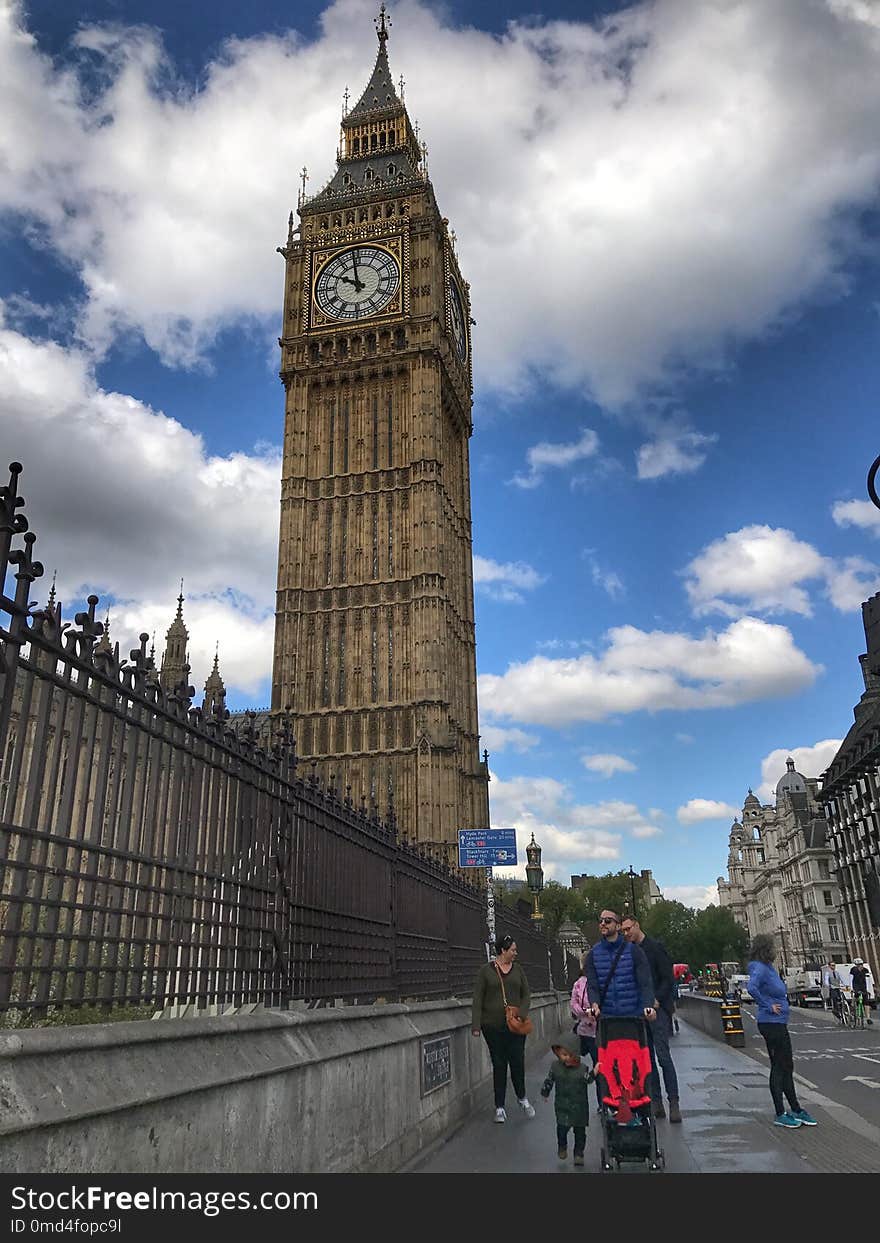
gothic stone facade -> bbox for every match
[718,767,846,970]
[271,26,490,854]
[821,591,880,985]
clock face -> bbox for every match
[449,280,467,362]
[314,246,400,320]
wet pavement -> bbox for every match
[410,1016,880,1174]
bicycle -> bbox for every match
[853,992,868,1029]
[834,991,853,1027]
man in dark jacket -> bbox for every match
[585,909,655,1021]
[621,914,682,1122]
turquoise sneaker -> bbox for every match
[793,1110,817,1126]
[773,1112,802,1128]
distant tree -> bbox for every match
[495,879,595,940]
[496,882,531,910]
[573,870,648,921]
[530,881,590,940]
[685,905,749,969]
[640,900,696,962]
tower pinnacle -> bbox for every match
[375,3,390,45]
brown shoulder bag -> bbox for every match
[495,961,534,1036]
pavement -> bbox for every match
[411,1015,880,1174]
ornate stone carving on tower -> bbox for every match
[159,585,191,694]
[203,647,227,719]
[272,8,490,857]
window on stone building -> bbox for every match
[819,859,830,879]
[828,920,840,942]
[823,889,833,906]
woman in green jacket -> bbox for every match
[471,935,535,1123]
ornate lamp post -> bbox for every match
[627,864,638,919]
[525,832,544,924]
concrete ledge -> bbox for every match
[0,992,570,1173]
[676,991,748,1045]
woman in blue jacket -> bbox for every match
[747,934,818,1129]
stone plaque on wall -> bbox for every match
[421,1035,452,1096]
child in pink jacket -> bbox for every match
[570,967,598,1068]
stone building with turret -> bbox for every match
[718,768,845,970]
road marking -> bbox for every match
[853,1053,880,1065]
[843,1076,880,1089]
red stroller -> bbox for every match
[595,1016,665,1171]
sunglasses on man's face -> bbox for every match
[599,917,617,925]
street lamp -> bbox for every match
[525,832,544,923]
[628,864,638,919]
[869,454,880,513]
[777,926,789,975]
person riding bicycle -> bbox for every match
[850,959,873,1025]
[823,961,844,1018]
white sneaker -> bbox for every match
[518,1097,536,1119]
[494,1107,507,1123]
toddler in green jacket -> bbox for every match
[540,1031,593,1166]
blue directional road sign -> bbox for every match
[458,829,518,868]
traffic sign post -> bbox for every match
[457,829,517,869]
[458,830,517,954]
[486,867,495,956]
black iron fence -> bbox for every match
[0,462,560,1017]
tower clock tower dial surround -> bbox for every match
[272,9,488,860]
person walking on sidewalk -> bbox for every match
[570,956,598,1067]
[472,935,536,1124]
[621,914,682,1123]
[747,933,818,1130]
[540,1030,592,1166]
[585,909,655,1022]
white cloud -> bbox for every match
[585,551,625,600]
[582,753,637,777]
[479,616,820,727]
[487,774,665,880]
[832,498,880,538]
[676,799,740,824]
[636,430,716,481]
[684,525,826,617]
[473,555,546,603]
[480,725,539,754]
[675,733,695,745]
[684,524,880,618]
[0,312,278,696]
[825,556,880,611]
[663,884,719,910]
[756,739,844,801]
[510,429,600,489]
[3,0,880,407]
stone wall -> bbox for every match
[0,993,569,1173]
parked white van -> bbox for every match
[835,962,875,1003]
[784,969,824,1007]
[729,973,752,1002]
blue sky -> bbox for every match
[2,0,880,906]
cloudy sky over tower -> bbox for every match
[2,0,880,904]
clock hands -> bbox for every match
[338,252,366,294]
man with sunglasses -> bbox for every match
[585,909,656,1027]
[621,913,682,1122]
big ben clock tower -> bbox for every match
[272,7,490,858]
